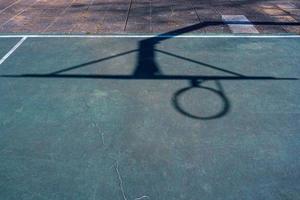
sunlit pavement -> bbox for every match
[0,0,300,33]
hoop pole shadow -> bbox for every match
[1,21,298,119]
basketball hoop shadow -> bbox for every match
[133,35,233,120]
[1,22,298,120]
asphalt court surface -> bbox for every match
[0,35,300,199]
[0,38,20,57]
[1,1,300,199]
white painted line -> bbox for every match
[0,0,41,27]
[0,34,299,38]
[0,37,27,65]
[222,15,259,33]
[0,0,23,15]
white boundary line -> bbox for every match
[0,35,299,38]
[0,36,27,65]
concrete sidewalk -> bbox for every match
[0,0,300,33]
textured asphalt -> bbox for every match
[0,36,299,199]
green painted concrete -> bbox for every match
[0,38,20,58]
[0,37,299,200]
